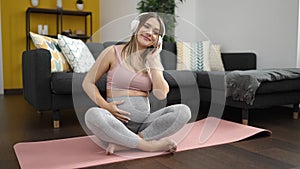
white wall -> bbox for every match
[100,0,200,42]
[99,0,139,42]
[0,5,3,95]
[190,0,298,69]
[175,0,199,42]
[100,0,299,69]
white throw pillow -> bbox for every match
[57,34,95,73]
[176,41,210,71]
[209,44,224,71]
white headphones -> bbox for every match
[130,12,165,37]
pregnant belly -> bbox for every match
[109,96,150,123]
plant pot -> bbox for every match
[76,4,84,11]
[31,0,39,7]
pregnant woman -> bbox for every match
[83,12,191,155]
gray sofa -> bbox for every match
[22,42,300,128]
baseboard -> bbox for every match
[4,89,23,95]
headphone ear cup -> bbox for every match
[131,20,139,33]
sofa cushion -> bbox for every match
[86,42,104,60]
[29,32,71,72]
[209,44,224,71]
[51,72,106,96]
[196,70,300,94]
[257,78,300,94]
[221,53,256,71]
[176,41,210,71]
[196,71,227,90]
[164,70,198,88]
[58,34,95,73]
[103,41,125,48]
[162,42,177,54]
[161,42,177,70]
[51,72,76,94]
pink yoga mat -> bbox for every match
[14,117,271,169]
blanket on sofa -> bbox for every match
[226,68,300,105]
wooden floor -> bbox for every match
[1,94,300,169]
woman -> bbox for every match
[83,12,191,155]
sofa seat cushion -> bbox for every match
[51,72,86,94]
[50,72,104,98]
[256,78,300,94]
[164,70,198,88]
[196,71,300,94]
[51,72,74,94]
[196,71,227,90]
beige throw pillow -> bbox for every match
[209,44,224,71]
[29,32,71,72]
[176,41,210,71]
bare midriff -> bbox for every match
[106,89,148,98]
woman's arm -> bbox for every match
[82,46,131,122]
[149,67,169,100]
[147,45,169,100]
[82,46,113,108]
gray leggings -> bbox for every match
[85,96,191,149]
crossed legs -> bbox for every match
[85,103,191,154]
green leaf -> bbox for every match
[136,0,186,42]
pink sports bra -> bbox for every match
[106,45,152,92]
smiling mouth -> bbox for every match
[141,34,151,42]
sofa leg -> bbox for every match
[53,120,60,128]
[36,110,43,115]
[293,104,299,120]
[293,112,299,120]
[53,109,60,128]
[242,108,249,125]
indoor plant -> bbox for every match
[136,0,185,42]
[76,0,84,11]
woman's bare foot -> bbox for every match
[106,138,177,155]
[106,133,146,155]
[156,139,177,153]
[106,143,130,155]
[167,141,177,153]
[137,138,177,153]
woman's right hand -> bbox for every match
[105,100,131,123]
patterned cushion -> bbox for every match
[176,41,210,71]
[209,44,224,71]
[57,34,95,73]
[29,32,71,72]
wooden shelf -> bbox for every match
[26,7,93,50]
[26,7,92,16]
[68,34,91,39]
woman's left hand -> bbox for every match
[146,42,162,69]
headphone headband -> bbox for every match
[130,12,165,37]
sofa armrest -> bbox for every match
[221,53,256,71]
[22,48,52,110]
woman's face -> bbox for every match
[136,17,161,48]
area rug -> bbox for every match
[14,117,271,169]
